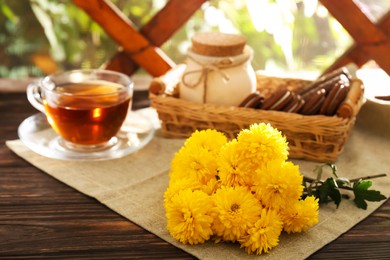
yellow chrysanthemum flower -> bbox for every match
[281,196,319,234]
[166,189,214,245]
[200,177,221,195]
[164,177,201,205]
[237,123,288,169]
[252,161,304,210]
[164,124,320,254]
[217,139,255,187]
[239,208,283,255]
[184,129,227,156]
[212,186,262,242]
[170,145,218,184]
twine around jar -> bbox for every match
[181,53,250,103]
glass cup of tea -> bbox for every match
[27,69,134,152]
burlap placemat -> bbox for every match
[6,107,389,259]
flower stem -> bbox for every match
[349,173,387,183]
[338,186,354,191]
[304,173,387,183]
[303,176,321,183]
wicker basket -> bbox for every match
[149,68,365,162]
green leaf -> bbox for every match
[328,185,342,207]
[353,196,368,210]
[30,0,65,61]
[353,180,372,190]
[315,178,341,207]
[353,180,387,210]
[0,1,18,23]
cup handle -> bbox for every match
[27,80,46,113]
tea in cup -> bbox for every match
[27,69,133,151]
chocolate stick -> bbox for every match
[336,79,364,118]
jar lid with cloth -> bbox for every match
[179,32,257,106]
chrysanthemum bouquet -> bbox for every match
[164,123,319,255]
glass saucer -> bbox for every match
[18,111,155,161]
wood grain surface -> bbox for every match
[103,0,207,76]
[0,83,389,259]
[319,0,390,76]
[71,0,175,77]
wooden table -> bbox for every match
[0,79,389,259]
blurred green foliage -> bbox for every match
[0,0,389,79]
